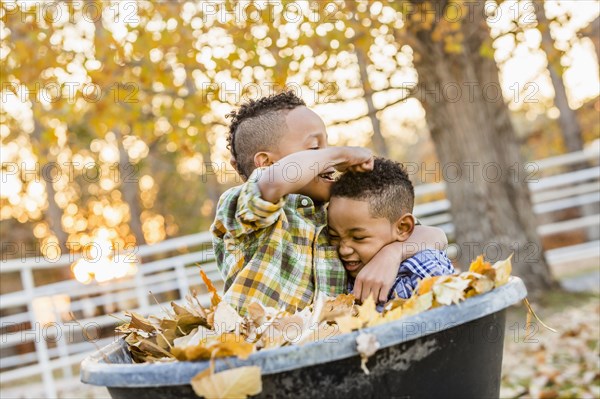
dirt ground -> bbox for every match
[501,290,600,399]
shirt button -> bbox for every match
[301,198,309,206]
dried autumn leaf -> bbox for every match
[459,272,495,295]
[383,296,406,312]
[258,325,286,349]
[493,254,513,287]
[320,294,356,322]
[173,326,213,348]
[128,312,157,333]
[209,334,254,360]
[417,275,440,295]
[247,302,266,325]
[356,333,380,375]
[402,291,434,317]
[172,302,192,316]
[275,314,305,342]
[469,255,496,281]
[213,301,244,334]
[334,314,364,334]
[357,295,379,326]
[469,255,491,274]
[191,366,262,399]
[433,276,471,306]
[177,313,209,335]
[181,333,254,361]
[200,269,222,307]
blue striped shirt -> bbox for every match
[348,249,455,310]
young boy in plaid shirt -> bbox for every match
[211,92,447,314]
[328,158,454,310]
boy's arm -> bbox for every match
[353,225,448,302]
[258,147,373,203]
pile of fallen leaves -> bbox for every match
[501,299,600,398]
[116,255,512,398]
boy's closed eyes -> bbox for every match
[327,158,454,304]
[328,196,414,278]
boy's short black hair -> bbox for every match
[330,158,414,222]
[226,91,306,179]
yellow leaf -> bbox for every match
[473,275,495,294]
[182,333,254,361]
[191,366,262,399]
[417,276,440,295]
[402,291,434,317]
[469,255,496,281]
[356,295,379,326]
[211,335,254,360]
[334,314,363,334]
[381,305,404,322]
[469,255,490,274]
[433,276,471,306]
[200,269,222,307]
[493,254,513,287]
[459,272,494,295]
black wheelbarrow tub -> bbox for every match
[81,276,527,399]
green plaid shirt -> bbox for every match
[210,168,347,315]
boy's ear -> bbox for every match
[394,213,416,241]
[254,151,275,168]
[229,156,239,172]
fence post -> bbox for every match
[134,269,150,311]
[174,262,189,300]
[21,267,57,399]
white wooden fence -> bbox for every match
[1,145,599,398]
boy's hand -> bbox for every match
[353,243,399,303]
[353,226,449,303]
[336,147,374,173]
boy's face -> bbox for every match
[327,197,400,278]
[271,106,334,203]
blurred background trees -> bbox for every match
[1,0,598,294]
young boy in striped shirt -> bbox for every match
[328,158,454,307]
[211,92,448,314]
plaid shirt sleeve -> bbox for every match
[212,168,286,240]
[210,168,286,290]
[390,249,455,300]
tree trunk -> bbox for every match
[116,131,146,245]
[31,114,69,255]
[536,2,583,152]
[355,47,389,157]
[409,5,557,293]
[43,172,69,252]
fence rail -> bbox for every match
[1,145,599,398]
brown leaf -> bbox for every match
[200,269,222,307]
[128,312,157,333]
[191,366,262,399]
[320,294,355,322]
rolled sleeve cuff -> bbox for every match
[236,167,286,228]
